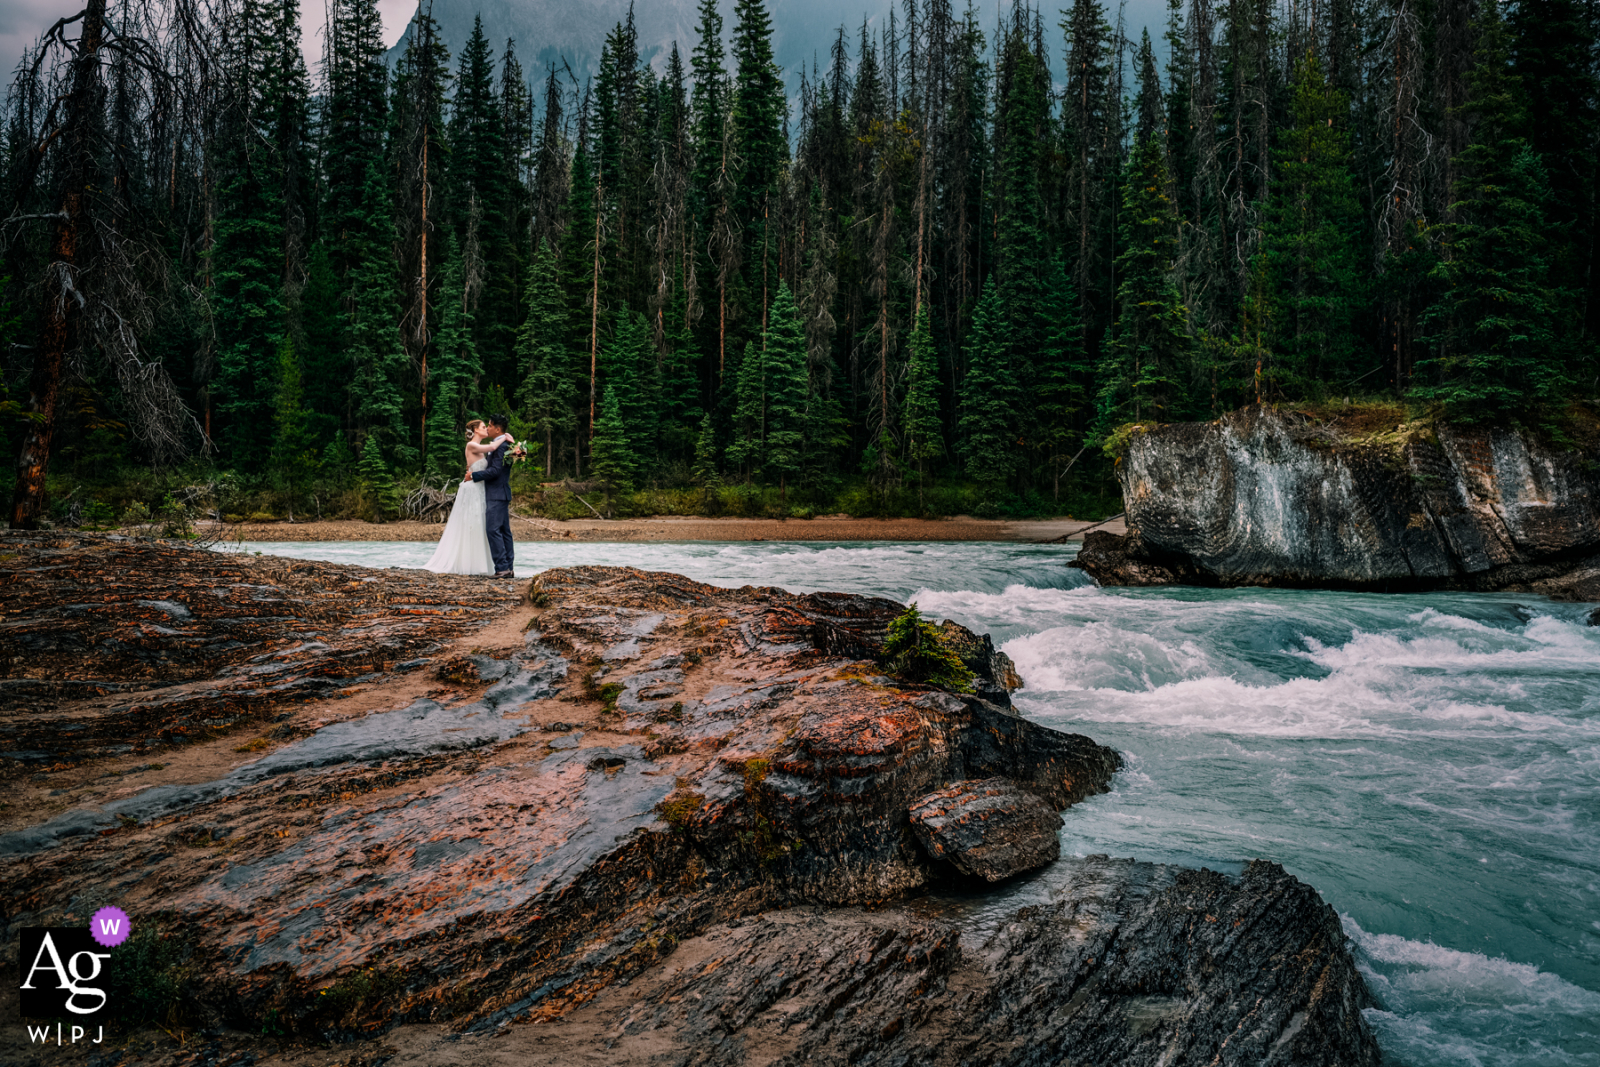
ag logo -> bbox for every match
[19,928,111,1019]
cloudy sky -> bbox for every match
[0,0,415,80]
[2,0,1170,100]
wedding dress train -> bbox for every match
[423,457,494,575]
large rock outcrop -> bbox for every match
[1,535,1380,1066]
[1075,406,1600,595]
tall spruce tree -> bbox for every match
[517,240,579,476]
[391,7,452,434]
[902,303,945,485]
[590,386,637,494]
[1508,0,1600,333]
[959,281,1022,484]
[1419,0,1566,421]
[321,0,389,284]
[728,340,765,476]
[731,0,786,309]
[1264,53,1362,394]
[560,98,604,449]
[1034,258,1089,494]
[1061,0,1118,339]
[348,162,411,465]
[359,432,401,520]
[993,27,1051,435]
[211,123,286,470]
[1096,132,1191,435]
[451,17,516,380]
[270,338,316,506]
[762,282,809,497]
[731,0,785,216]
[604,312,660,465]
[424,235,480,480]
[211,0,287,472]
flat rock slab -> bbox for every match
[909,777,1063,880]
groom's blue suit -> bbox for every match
[470,439,514,574]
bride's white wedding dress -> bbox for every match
[423,457,494,575]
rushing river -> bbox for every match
[238,539,1600,1066]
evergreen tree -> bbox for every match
[517,240,579,476]
[561,99,604,445]
[211,128,285,471]
[270,338,316,504]
[211,0,286,472]
[692,410,720,485]
[1061,0,1117,337]
[728,340,765,476]
[348,162,411,466]
[298,244,347,439]
[425,235,480,480]
[730,0,785,325]
[604,312,659,466]
[959,281,1022,484]
[762,282,809,498]
[730,0,786,223]
[589,386,636,494]
[320,437,352,489]
[903,303,944,485]
[1419,0,1566,421]
[1162,0,1196,221]
[1508,0,1599,330]
[321,0,389,283]
[1134,29,1163,144]
[358,432,401,520]
[390,7,452,401]
[992,28,1051,432]
[658,272,703,459]
[451,16,517,380]
[1264,53,1362,394]
[1096,133,1190,436]
[1034,258,1089,494]
[689,0,731,303]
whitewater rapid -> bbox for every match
[239,539,1600,1066]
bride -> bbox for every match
[423,420,514,575]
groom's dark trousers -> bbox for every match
[470,440,515,574]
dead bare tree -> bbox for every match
[7,0,201,528]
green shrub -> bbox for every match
[102,923,191,1027]
[881,604,975,692]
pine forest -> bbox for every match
[4,0,1598,526]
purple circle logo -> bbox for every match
[89,906,131,948]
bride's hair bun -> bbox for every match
[465,418,486,434]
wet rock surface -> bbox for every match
[909,777,1063,881]
[0,537,1377,1066]
[499,856,1380,1067]
[1076,406,1600,595]
[0,531,523,764]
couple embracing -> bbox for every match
[423,414,526,577]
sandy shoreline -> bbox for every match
[208,514,1126,544]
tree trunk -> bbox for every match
[419,131,430,451]
[12,0,106,529]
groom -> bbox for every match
[469,413,517,578]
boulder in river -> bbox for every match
[1075,405,1600,595]
[909,776,1063,880]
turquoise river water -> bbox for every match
[237,539,1600,1066]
